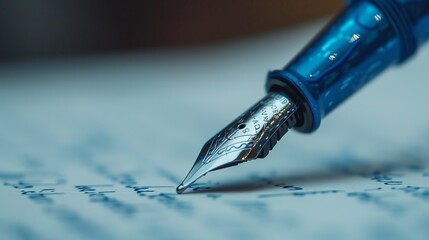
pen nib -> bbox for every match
[176,92,298,194]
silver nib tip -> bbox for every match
[176,184,186,194]
[177,92,298,193]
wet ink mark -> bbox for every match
[75,185,136,216]
[0,172,111,239]
[148,193,192,212]
[364,187,383,191]
[1,172,65,189]
[392,186,429,201]
[75,184,115,193]
[126,185,171,196]
[127,185,192,213]
[371,173,403,185]
[347,192,403,214]
[190,182,213,192]
[20,188,64,205]
[4,181,33,189]
[259,190,343,198]
[1,172,65,205]
[274,184,304,191]
[207,194,222,200]
[86,165,192,213]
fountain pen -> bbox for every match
[177,0,429,194]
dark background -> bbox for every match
[0,0,342,61]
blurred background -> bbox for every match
[0,0,342,61]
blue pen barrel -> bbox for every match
[266,0,429,133]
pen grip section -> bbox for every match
[267,0,427,133]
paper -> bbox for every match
[1,20,429,240]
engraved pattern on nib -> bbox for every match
[201,92,297,165]
[202,123,255,164]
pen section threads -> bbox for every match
[257,111,298,158]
